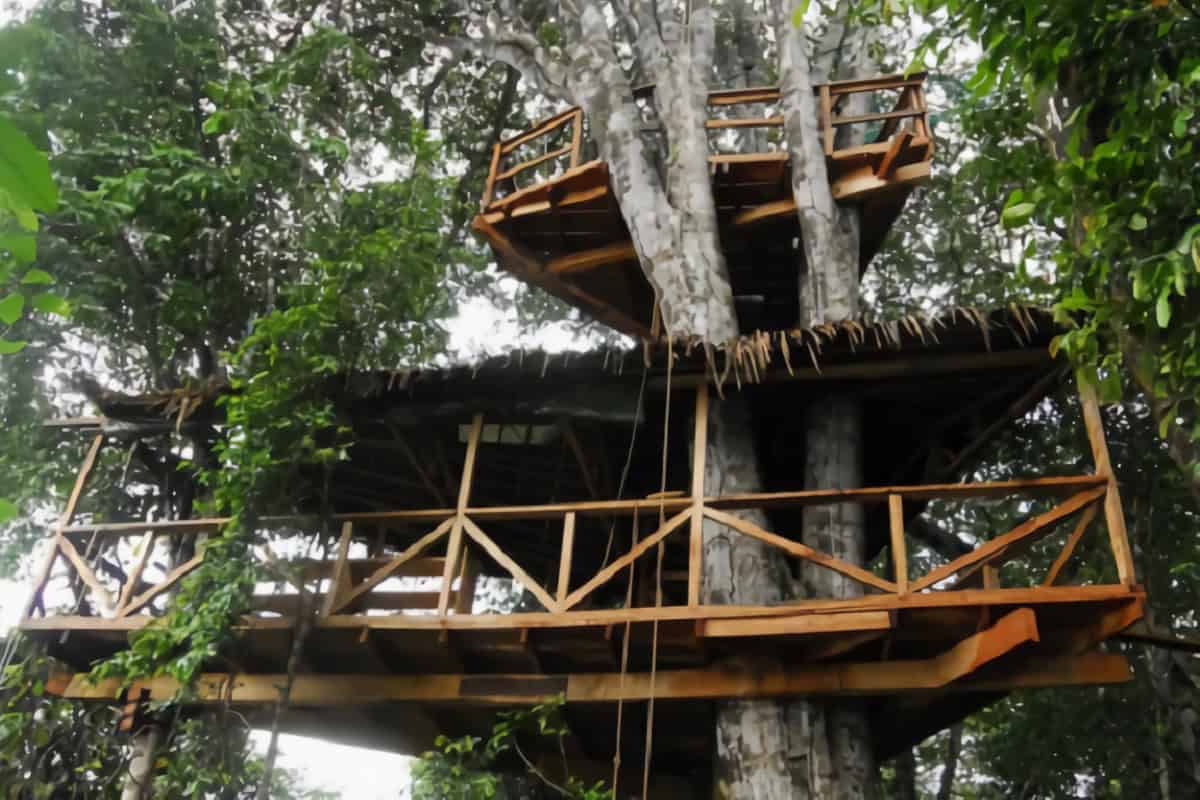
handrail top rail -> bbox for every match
[59,474,1107,537]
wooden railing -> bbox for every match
[23,384,1137,631]
[479,73,932,209]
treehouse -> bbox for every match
[27,308,1145,793]
[472,73,935,336]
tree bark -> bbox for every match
[937,723,963,800]
[121,724,161,800]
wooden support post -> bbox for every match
[481,143,502,208]
[569,109,584,168]
[439,414,483,616]
[557,512,576,604]
[23,433,105,619]
[888,494,908,594]
[1077,380,1137,585]
[117,531,157,615]
[688,386,709,607]
[322,522,355,617]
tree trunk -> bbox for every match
[937,723,963,800]
[121,724,161,800]
[703,397,794,799]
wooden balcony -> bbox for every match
[27,369,1142,776]
[472,73,934,336]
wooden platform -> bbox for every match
[472,74,934,335]
[26,377,1144,779]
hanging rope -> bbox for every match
[643,337,674,798]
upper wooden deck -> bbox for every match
[472,73,934,336]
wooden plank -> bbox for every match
[254,590,442,614]
[709,151,789,165]
[888,494,908,594]
[116,531,157,614]
[706,475,1107,513]
[25,583,1145,635]
[707,86,781,105]
[689,387,708,607]
[462,516,560,613]
[56,535,116,615]
[481,143,502,208]
[557,512,576,604]
[930,608,1038,683]
[330,518,455,614]
[1043,504,1101,586]
[321,522,355,617]
[440,414,483,615]
[500,106,580,151]
[561,509,690,611]
[820,72,928,93]
[806,630,888,662]
[59,652,1128,707]
[1078,381,1136,585]
[875,130,914,179]
[819,84,834,157]
[831,161,930,202]
[831,108,926,128]
[705,116,784,129]
[118,552,204,618]
[910,486,1108,592]
[545,242,637,275]
[700,610,893,638]
[569,109,583,168]
[731,198,797,227]
[495,144,573,182]
[702,506,898,594]
[453,545,479,615]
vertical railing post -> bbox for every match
[481,143,502,209]
[1077,379,1137,586]
[454,546,479,615]
[439,414,483,615]
[569,109,584,168]
[557,511,576,606]
[887,494,908,595]
[688,385,709,607]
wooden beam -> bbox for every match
[329,518,454,614]
[545,242,637,275]
[930,608,1038,684]
[705,116,784,129]
[831,161,930,202]
[322,522,355,617]
[56,535,115,615]
[806,630,888,662]
[909,486,1107,592]
[568,109,583,168]
[23,433,106,619]
[481,143,502,208]
[116,531,157,615]
[558,420,603,499]
[731,198,797,228]
[439,414,483,616]
[454,546,480,615]
[888,494,908,594]
[118,552,203,618]
[875,130,914,179]
[461,516,560,613]
[700,610,893,639]
[702,506,898,594]
[557,512,576,604]
[689,387,708,607]
[1043,503,1099,586]
[561,509,691,611]
[55,652,1129,707]
[500,107,581,152]
[24,583,1145,635]
[1078,380,1137,585]
[495,144,573,182]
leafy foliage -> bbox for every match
[412,695,611,800]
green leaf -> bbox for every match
[20,268,54,285]
[0,233,35,263]
[1174,108,1194,138]
[0,338,26,354]
[1129,213,1147,231]
[791,0,812,27]
[0,498,15,522]
[0,292,24,325]
[1001,202,1036,228]
[1099,370,1122,404]
[32,291,70,317]
[1156,289,1172,328]
[1193,237,1200,272]
[0,115,57,212]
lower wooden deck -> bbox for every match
[38,584,1142,773]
